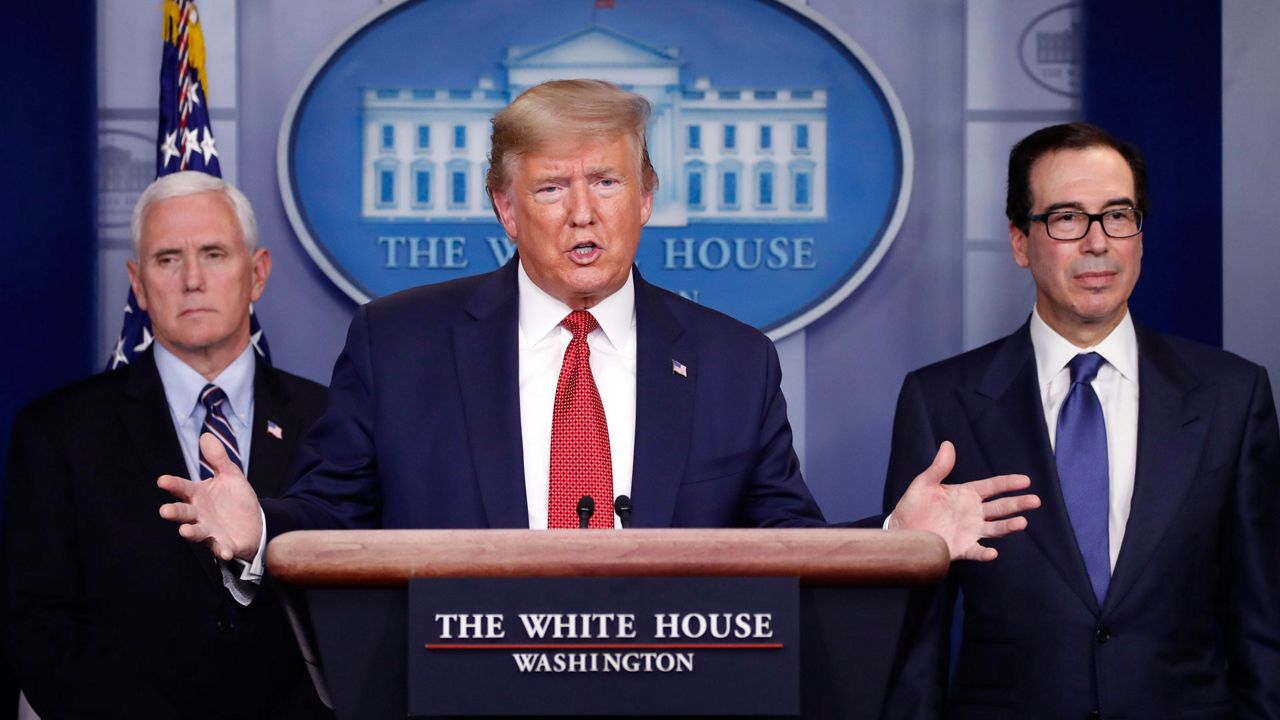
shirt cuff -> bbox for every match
[220,560,259,606]
[242,507,269,581]
[220,509,269,607]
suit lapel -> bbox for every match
[1104,326,1209,612]
[963,325,1101,613]
[245,358,297,498]
[630,269,695,528]
[120,350,222,586]
[454,259,528,527]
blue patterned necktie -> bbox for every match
[198,384,244,479]
[1055,352,1110,605]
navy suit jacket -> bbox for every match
[882,322,1280,720]
[4,350,330,719]
[265,259,826,534]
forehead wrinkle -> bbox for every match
[1042,196,1136,213]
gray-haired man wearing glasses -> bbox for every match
[881,122,1280,719]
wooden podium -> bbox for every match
[268,528,947,719]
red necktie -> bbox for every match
[547,310,614,529]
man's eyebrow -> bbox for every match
[1102,197,1137,209]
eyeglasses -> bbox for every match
[1027,208,1144,241]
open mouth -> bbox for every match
[569,242,601,263]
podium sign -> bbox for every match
[267,528,950,718]
[408,577,799,716]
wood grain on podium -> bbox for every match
[266,529,948,587]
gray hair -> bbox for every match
[130,171,258,257]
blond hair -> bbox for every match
[486,79,659,200]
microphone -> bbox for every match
[576,495,595,529]
[614,495,632,528]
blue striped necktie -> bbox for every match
[1055,352,1110,605]
[198,384,243,479]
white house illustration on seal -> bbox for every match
[360,25,827,227]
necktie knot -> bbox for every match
[200,384,229,412]
[1068,352,1106,386]
[562,310,599,341]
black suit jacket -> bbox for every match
[4,350,330,719]
[883,322,1280,720]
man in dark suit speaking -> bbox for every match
[882,123,1280,718]
[4,172,330,717]
[158,80,1037,572]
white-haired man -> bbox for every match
[4,171,330,718]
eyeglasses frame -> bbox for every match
[1026,207,1145,241]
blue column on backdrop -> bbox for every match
[0,0,98,535]
[1083,0,1223,347]
[0,3,96,716]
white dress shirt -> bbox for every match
[517,262,637,529]
[154,341,260,603]
[1029,307,1140,571]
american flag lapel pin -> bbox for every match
[267,420,283,440]
[672,359,688,378]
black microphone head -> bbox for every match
[576,495,595,529]
[614,494,633,528]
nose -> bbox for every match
[1079,217,1109,254]
[182,254,204,291]
[565,180,595,228]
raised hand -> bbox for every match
[158,433,264,562]
[889,441,1040,562]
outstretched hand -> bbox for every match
[888,441,1040,562]
[158,433,264,563]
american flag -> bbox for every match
[108,0,270,370]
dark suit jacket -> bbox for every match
[882,322,1280,720]
[4,350,330,719]
[264,258,825,535]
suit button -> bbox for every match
[1095,627,1110,643]
[217,617,234,632]
[1086,712,1101,720]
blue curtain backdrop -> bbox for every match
[1084,0,1223,347]
[0,0,97,481]
[0,1,97,544]
[0,3,96,711]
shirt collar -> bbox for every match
[154,341,257,428]
[1029,305,1139,386]
[516,260,635,352]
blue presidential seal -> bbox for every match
[279,0,911,338]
